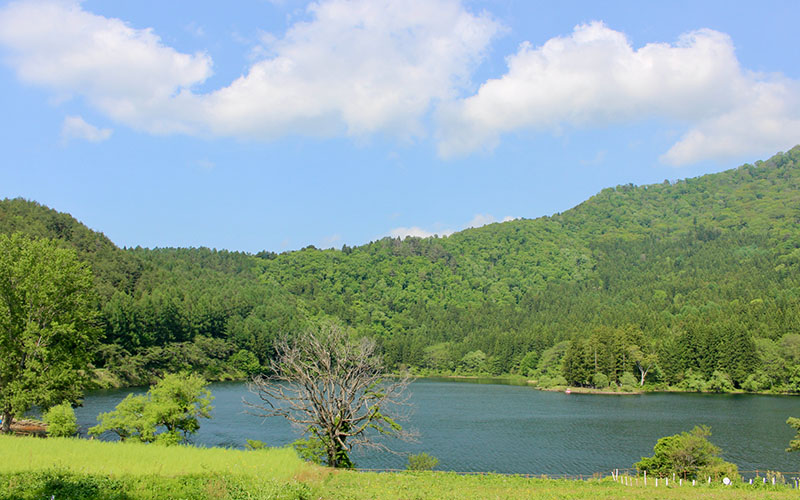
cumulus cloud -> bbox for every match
[60,115,112,142]
[0,0,499,140]
[0,0,213,134]
[438,22,800,165]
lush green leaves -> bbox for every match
[0,232,98,432]
[90,373,213,444]
[43,402,78,438]
[635,426,738,480]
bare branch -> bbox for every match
[244,324,414,467]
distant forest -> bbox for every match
[2,146,800,393]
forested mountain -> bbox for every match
[3,146,800,391]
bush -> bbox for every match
[707,371,735,393]
[518,351,539,377]
[407,452,439,471]
[635,425,738,480]
[292,436,326,465]
[591,373,609,388]
[619,372,638,391]
[230,349,261,376]
[741,374,764,392]
[678,369,708,392]
[246,439,268,450]
[44,402,78,438]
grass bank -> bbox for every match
[2,436,797,499]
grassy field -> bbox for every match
[1,435,797,499]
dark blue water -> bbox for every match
[76,379,800,475]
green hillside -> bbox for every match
[3,146,800,391]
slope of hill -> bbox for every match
[2,146,800,390]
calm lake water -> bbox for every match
[76,378,800,475]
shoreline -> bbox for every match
[407,373,798,397]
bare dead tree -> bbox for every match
[246,324,414,468]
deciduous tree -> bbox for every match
[247,324,413,468]
[90,372,213,444]
[0,233,98,433]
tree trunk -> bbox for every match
[1,409,12,434]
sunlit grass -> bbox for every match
[321,471,800,500]
[0,435,305,480]
[2,436,798,499]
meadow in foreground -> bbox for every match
[2,435,798,499]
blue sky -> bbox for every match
[1,0,798,253]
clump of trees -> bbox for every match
[635,425,738,480]
[247,324,413,468]
[90,373,213,445]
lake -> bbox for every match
[75,378,800,475]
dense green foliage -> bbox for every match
[3,146,800,391]
[89,373,213,444]
[0,233,99,432]
[407,452,439,471]
[43,402,78,438]
[635,426,738,480]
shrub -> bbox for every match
[635,425,738,480]
[407,452,439,471]
[230,349,261,375]
[678,369,708,392]
[44,401,78,438]
[619,372,638,391]
[246,439,268,450]
[707,371,735,393]
[591,373,609,388]
[292,436,326,465]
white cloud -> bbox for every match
[0,0,213,134]
[661,79,800,165]
[199,0,500,139]
[60,115,112,142]
[0,0,499,140]
[437,22,800,165]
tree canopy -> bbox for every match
[0,232,98,433]
[90,372,213,445]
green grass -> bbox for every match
[2,436,798,499]
[321,471,799,499]
[0,435,304,479]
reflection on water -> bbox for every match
[76,379,799,475]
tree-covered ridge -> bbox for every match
[2,146,800,390]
